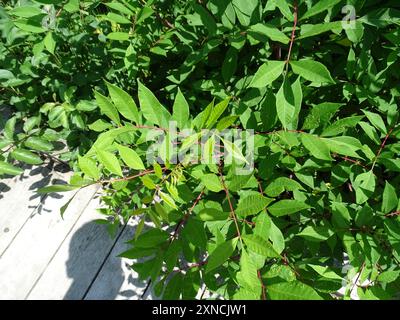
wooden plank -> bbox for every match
[0,163,70,255]
[26,195,122,300]
[84,218,155,300]
[0,183,98,299]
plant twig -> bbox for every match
[102,167,166,184]
[350,262,365,295]
[372,127,394,170]
[258,270,267,300]
[218,162,242,242]
[285,0,298,74]
[170,189,205,241]
[385,210,400,218]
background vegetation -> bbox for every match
[1,0,400,300]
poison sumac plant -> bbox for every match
[2,0,400,300]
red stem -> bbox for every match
[258,270,267,300]
[372,127,394,169]
[285,1,298,68]
[170,189,205,241]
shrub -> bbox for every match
[2,0,400,300]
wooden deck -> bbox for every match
[0,161,153,300]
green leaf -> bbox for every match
[221,137,248,164]
[242,234,280,258]
[358,122,380,145]
[232,0,259,26]
[117,145,145,170]
[107,32,130,41]
[248,23,290,44]
[201,173,223,192]
[291,77,303,129]
[96,150,123,177]
[302,102,343,130]
[250,60,285,88]
[24,136,53,152]
[180,132,202,151]
[362,110,387,134]
[321,116,364,137]
[276,79,296,130]
[94,90,120,125]
[14,19,45,33]
[268,219,285,254]
[136,6,154,25]
[193,3,217,35]
[206,97,231,129]
[171,88,190,129]
[267,281,322,300]
[44,32,56,54]
[60,192,79,218]
[202,135,216,164]
[0,161,24,176]
[10,6,43,18]
[196,208,230,221]
[353,170,376,204]
[300,133,331,161]
[163,273,183,300]
[107,12,131,24]
[138,80,171,127]
[382,181,398,214]
[272,0,293,21]
[106,82,139,123]
[0,138,12,149]
[265,177,304,197]
[23,116,40,133]
[222,47,238,82]
[298,21,343,39]
[135,229,169,248]
[88,119,113,132]
[206,237,238,273]
[104,2,133,15]
[165,241,181,274]
[297,225,335,242]
[159,191,177,209]
[11,148,43,165]
[324,136,362,158]
[216,115,239,131]
[182,218,207,249]
[37,184,80,194]
[236,194,274,217]
[300,0,342,20]
[268,199,310,217]
[377,270,400,283]
[193,99,214,129]
[290,60,335,84]
[237,250,261,290]
[78,156,100,180]
[308,265,343,281]
[4,117,16,140]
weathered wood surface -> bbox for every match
[0,163,152,300]
[26,194,117,300]
[0,163,68,255]
[84,218,153,300]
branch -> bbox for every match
[170,189,205,241]
[372,127,394,170]
[258,270,267,300]
[101,167,167,184]
[285,0,298,73]
[218,162,242,242]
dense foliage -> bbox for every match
[1,0,400,300]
